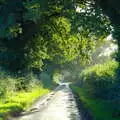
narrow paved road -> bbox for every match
[15,84,81,120]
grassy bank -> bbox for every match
[0,87,49,119]
[71,85,120,120]
[0,70,52,120]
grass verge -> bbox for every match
[71,85,120,120]
[0,88,49,120]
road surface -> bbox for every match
[14,84,81,120]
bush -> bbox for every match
[0,69,50,119]
[80,60,118,99]
[53,70,63,84]
[0,69,42,98]
[71,85,120,120]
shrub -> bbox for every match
[80,60,118,99]
[53,70,63,84]
[0,69,42,98]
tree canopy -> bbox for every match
[0,0,119,71]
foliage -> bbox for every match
[52,70,63,84]
[0,1,120,119]
[0,69,50,119]
[0,0,120,119]
[74,1,111,38]
[0,0,111,71]
[71,85,120,120]
[39,63,59,89]
[80,60,119,99]
[0,88,49,119]
[0,71,41,97]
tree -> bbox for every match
[0,0,99,70]
[0,0,115,71]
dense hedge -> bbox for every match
[80,60,119,99]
